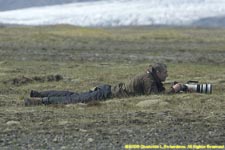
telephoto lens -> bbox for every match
[185,83,212,94]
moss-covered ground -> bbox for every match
[0,25,224,149]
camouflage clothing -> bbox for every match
[111,71,166,98]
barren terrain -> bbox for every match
[0,25,224,149]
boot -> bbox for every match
[24,97,43,106]
[30,90,42,97]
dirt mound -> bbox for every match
[3,74,63,86]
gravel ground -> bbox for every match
[0,99,225,150]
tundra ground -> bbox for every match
[0,25,224,150]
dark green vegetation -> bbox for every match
[0,25,224,149]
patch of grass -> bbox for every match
[0,25,224,149]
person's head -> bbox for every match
[149,63,168,82]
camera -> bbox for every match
[182,81,212,94]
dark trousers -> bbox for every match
[30,85,112,105]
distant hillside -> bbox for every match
[0,0,97,11]
[192,16,225,28]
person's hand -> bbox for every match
[172,83,183,93]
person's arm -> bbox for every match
[167,83,183,94]
[143,77,162,94]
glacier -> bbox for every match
[0,0,225,27]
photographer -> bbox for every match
[111,62,181,97]
[24,62,182,106]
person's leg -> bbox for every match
[42,94,79,105]
[25,90,77,106]
[24,95,78,106]
[24,97,43,106]
[42,85,112,105]
[30,90,75,98]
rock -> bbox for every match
[136,99,161,108]
[120,129,133,134]
[6,121,20,126]
[159,101,169,107]
[87,138,94,143]
[53,136,59,143]
[79,129,88,133]
[58,120,68,126]
[60,146,67,150]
